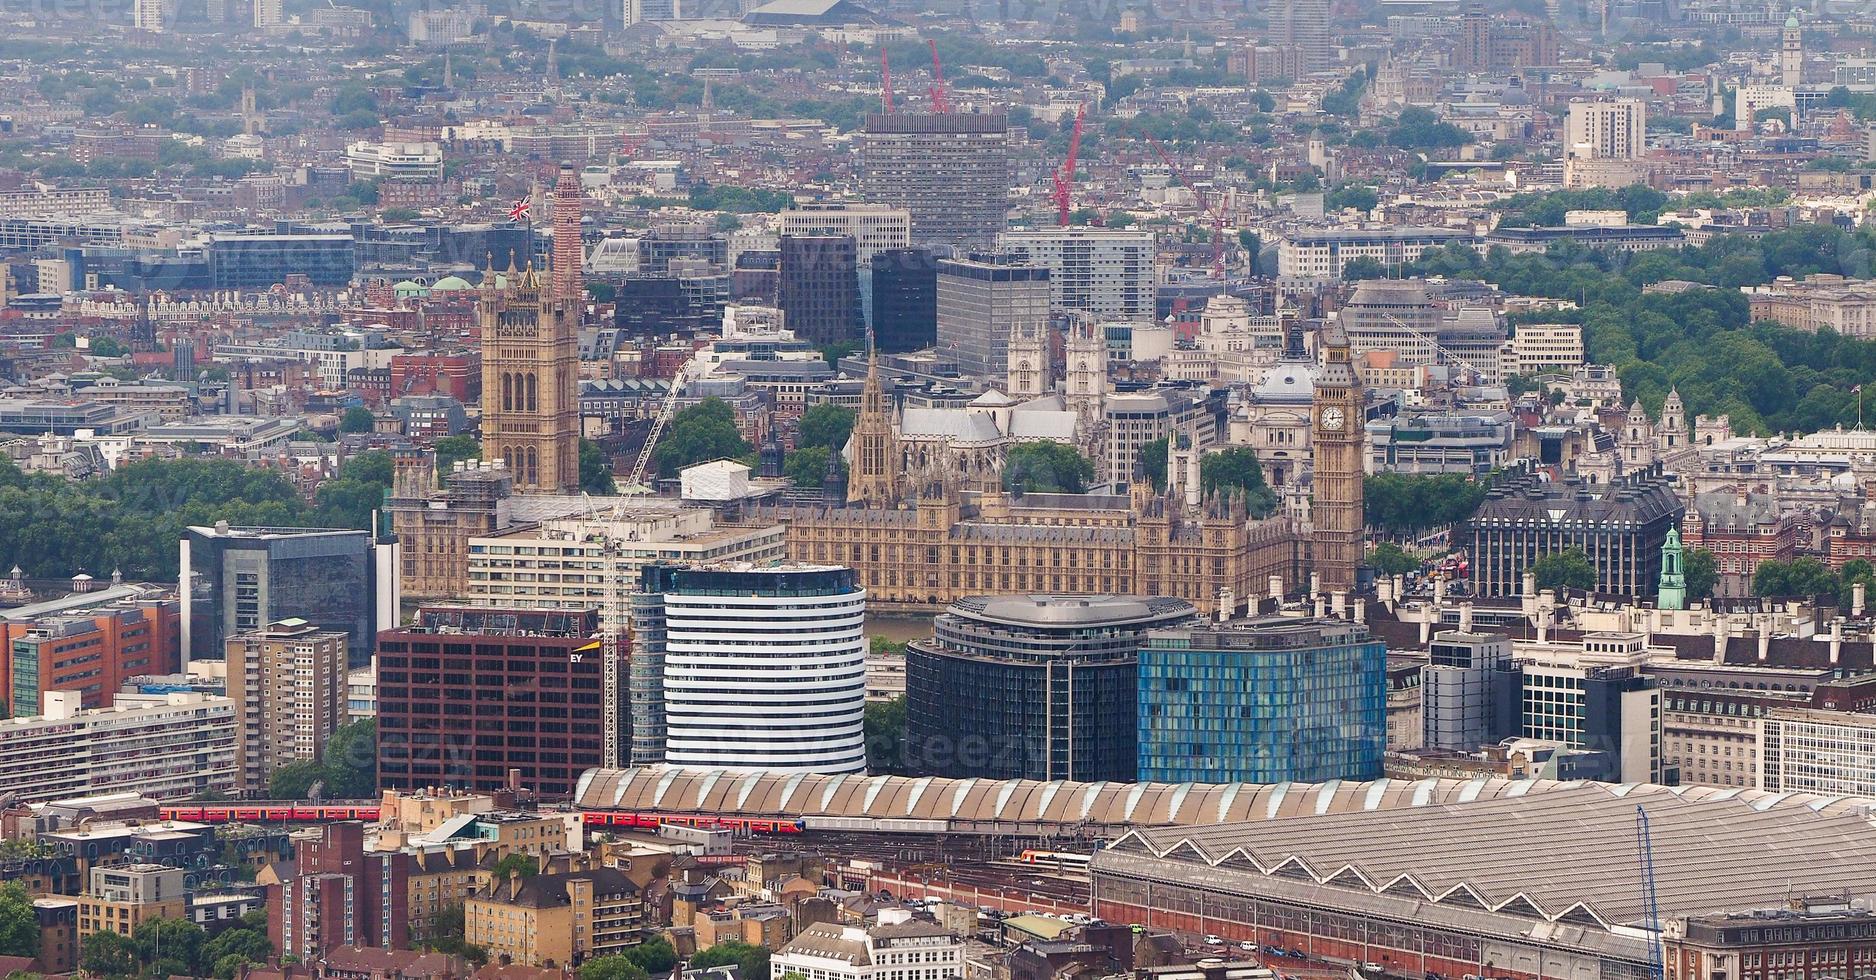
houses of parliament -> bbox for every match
[755,355,1357,616]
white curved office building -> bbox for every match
[647,563,867,773]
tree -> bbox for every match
[864,695,906,774]
[689,941,769,980]
[798,404,856,450]
[135,918,207,976]
[783,446,834,487]
[433,435,481,475]
[1139,437,1169,491]
[1198,448,1278,517]
[1685,548,1719,602]
[339,406,375,433]
[654,398,751,477]
[579,439,616,494]
[322,719,376,798]
[1003,442,1094,495]
[623,937,678,974]
[819,341,861,369]
[202,924,271,971]
[1532,549,1597,593]
[269,759,325,800]
[580,957,650,980]
[491,853,539,880]
[1369,542,1421,578]
[87,336,127,357]
[81,931,138,978]
[0,883,37,958]
[1753,557,1839,598]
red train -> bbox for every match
[579,811,804,835]
[160,804,382,824]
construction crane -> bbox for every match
[1636,804,1665,980]
[626,354,701,491]
[1050,104,1087,226]
[927,40,950,113]
[1144,134,1229,277]
[1377,310,1490,382]
[879,47,894,114]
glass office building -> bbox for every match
[1138,616,1386,783]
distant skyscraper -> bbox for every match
[1566,98,1646,160]
[551,161,584,301]
[1268,0,1331,72]
[860,112,1011,248]
[935,252,1050,379]
[624,0,678,23]
[226,619,347,793]
[872,247,938,353]
[637,563,867,774]
[777,234,861,346]
[998,227,1157,320]
[133,0,167,31]
[252,0,280,29]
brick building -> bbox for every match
[267,822,411,961]
[1680,487,1805,598]
[0,594,182,716]
[1665,899,1876,980]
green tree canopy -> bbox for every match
[798,403,856,450]
[1754,557,1843,599]
[1364,473,1490,535]
[1369,542,1421,578]
[783,446,835,488]
[135,917,207,975]
[433,435,481,475]
[1003,442,1095,494]
[491,853,540,880]
[655,398,752,477]
[81,930,138,978]
[579,439,617,494]
[864,695,906,775]
[580,956,650,980]
[1532,549,1597,593]
[1685,547,1719,602]
[268,759,326,800]
[339,405,375,433]
[322,719,376,798]
[1139,437,1169,491]
[689,941,769,980]
[0,883,38,958]
[1199,448,1278,517]
[622,937,678,974]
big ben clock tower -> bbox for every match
[1312,323,1365,593]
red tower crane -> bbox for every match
[879,48,894,114]
[1050,103,1087,226]
[1145,134,1229,278]
[927,39,950,113]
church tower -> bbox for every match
[1658,388,1686,455]
[1064,318,1107,467]
[1658,526,1688,611]
[1621,399,1656,472]
[551,162,584,303]
[1007,320,1049,400]
[1782,10,1803,88]
[847,355,898,506]
[478,253,580,492]
[1311,323,1365,593]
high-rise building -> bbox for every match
[780,204,912,270]
[1337,278,1442,366]
[2,594,182,715]
[1311,324,1365,593]
[998,228,1156,320]
[0,691,236,803]
[623,0,678,23]
[551,162,584,302]
[478,255,580,492]
[860,112,1011,248]
[268,822,410,961]
[375,607,622,797]
[872,247,938,353]
[1267,0,1331,72]
[181,524,393,668]
[778,234,861,346]
[1137,616,1386,783]
[1421,630,1521,752]
[936,253,1050,379]
[133,0,166,31]
[905,595,1197,782]
[252,0,281,29]
[226,619,348,793]
[635,563,866,774]
[1566,98,1646,161]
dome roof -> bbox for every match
[431,274,474,291]
[1249,359,1318,403]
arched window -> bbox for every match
[501,373,512,412]
[527,373,539,412]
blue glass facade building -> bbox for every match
[1137,616,1386,783]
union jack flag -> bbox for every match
[507,199,531,221]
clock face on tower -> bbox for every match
[1321,407,1345,431]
